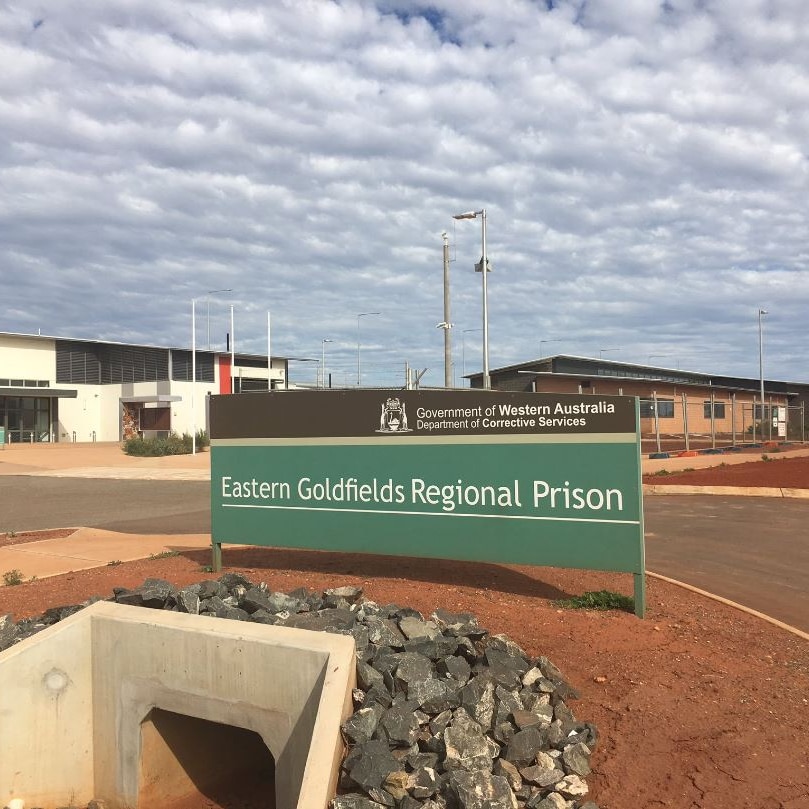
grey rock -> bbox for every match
[357,661,385,691]
[403,635,460,661]
[395,652,436,688]
[493,758,522,791]
[444,714,496,773]
[512,709,543,730]
[382,770,410,801]
[530,794,570,809]
[175,589,200,615]
[348,741,402,791]
[429,709,453,735]
[561,742,591,777]
[214,605,250,621]
[343,703,386,745]
[0,614,17,651]
[505,726,550,767]
[200,594,227,614]
[431,609,485,639]
[331,794,388,809]
[411,765,439,798]
[217,572,252,590]
[437,655,472,685]
[460,676,495,730]
[378,704,421,746]
[325,585,364,603]
[493,686,523,730]
[240,586,273,613]
[366,616,407,648]
[554,774,588,799]
[493,721,516,745]
[399,616,441,640]
[409,678,461,715]
[250,608,281,625]
[197,579,225,599]
[444,770,517,809]
[519,765,564,788]
[547,720,565,748]
[364,683,394,710]
[407,750,440,770]
[284,608,355,632]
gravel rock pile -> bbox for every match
[0,575,600,809]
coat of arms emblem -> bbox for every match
[377,397,411,433]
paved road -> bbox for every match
[644,495,809,632]
[2,478,807,632]
[0,478,211,534]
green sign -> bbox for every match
[210,390,646,616]
[0,426,4,447]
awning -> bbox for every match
[0,387,78,398]
[119,395,182,404]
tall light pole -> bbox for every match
[539,339,561,357]
[462,328,482,380]
[441,231,453,388]
[321,338,333,389]
[758,308,768,425]
[357,312,380,387]
[192,298,198,454]
[453,209,490,389]
[599,348,621,359]
[206,288,232,349]
[192,289,232,454]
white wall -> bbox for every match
[0,335,55,380]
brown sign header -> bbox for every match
[210,389,638,440]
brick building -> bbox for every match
[469,355,806,444]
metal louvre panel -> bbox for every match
[171,349,214,382]
[56,341,102,384]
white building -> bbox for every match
[0,332,289,443]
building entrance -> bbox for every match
[0,396,52,442]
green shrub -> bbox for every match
[554,590,635,612]
[123,431,205,457]
[3,569,24,586]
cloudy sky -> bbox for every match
[1,0,807,387]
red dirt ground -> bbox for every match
[1,458,808,809]
[642,454,809,488]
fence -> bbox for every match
[640,392,806,455]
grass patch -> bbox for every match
[555,590,635,612]
[107,559,123,566]
[3,569,25,586]
[149,550,180,560]
[199,565,214,573]
[652,468,672,476]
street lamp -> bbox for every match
[357,312,381,387]
[599,348,621,359]
[453,209,491,389]
[539,339,561,358]
[321,338,333,389]
[758,308,768,426]
[462,328,482,380]
[206,288,233,349]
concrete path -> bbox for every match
[0,528,209,580]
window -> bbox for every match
[639,398,674,418]
[754,404,770,420]
[703,401,726,419]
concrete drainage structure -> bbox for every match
[0,601,356,809]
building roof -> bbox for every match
[0,330,288,363]
[469,354,803,395]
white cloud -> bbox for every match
[0,0,807,386]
